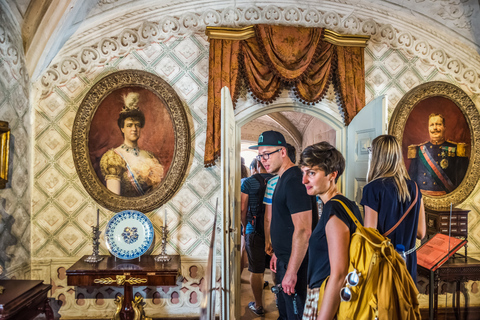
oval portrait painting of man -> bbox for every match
[89,88,175,197]
[391,81,480,209]
[402,96,471,197]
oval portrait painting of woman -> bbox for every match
[88,88,175,198]
[72,70,190,212]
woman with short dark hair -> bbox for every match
[299,142,362,320]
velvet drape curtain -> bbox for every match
[204,25,365,167]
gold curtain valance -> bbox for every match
[204,25,370,167]
[206,26,370,47]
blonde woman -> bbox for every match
[361,135,426,282]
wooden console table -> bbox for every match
[418,255,480,320]
[0,280,53,320]
[67,255,180,320]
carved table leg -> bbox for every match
[120,284,134,320]
[42,298,54,320]
[462,281,469,320]
[453,281,460,320]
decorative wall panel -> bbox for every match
[0,1,31,280]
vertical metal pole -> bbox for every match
[429,270,434,320]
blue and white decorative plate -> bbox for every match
[105,210,154,260]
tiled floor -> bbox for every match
[240,268,279,319]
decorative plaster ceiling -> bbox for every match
[20,1,476,99]
[71,0,480,49]
[251,114,280,128]
[5,0,480,83]
[5,0,30,20]
[280,112,315,136]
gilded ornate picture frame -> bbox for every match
[72,70,190,213]
[0,121,10,189]
[389,81,480,210]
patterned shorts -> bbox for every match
[302,287,320,320]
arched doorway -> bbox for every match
[235,100,345,318]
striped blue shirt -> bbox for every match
[263,175,279,205]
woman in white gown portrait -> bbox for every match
[100,92,164,196]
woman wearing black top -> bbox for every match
[299,142,363,320]
[361,135,426,282]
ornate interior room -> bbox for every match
[0,0,479,319]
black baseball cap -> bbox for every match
[249,131,287,150]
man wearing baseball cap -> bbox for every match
[250,131,318,319]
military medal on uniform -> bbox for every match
[439,146,455,169]
[440,158,448,169]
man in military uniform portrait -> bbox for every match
[408,113,469,196]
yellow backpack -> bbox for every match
[319,199,421,320]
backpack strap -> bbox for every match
[331,199,362,230]
[249,174,266,228]
[252,173,265,186]
[383,182,419,237]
